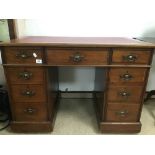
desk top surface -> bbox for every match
[1,36,155,48]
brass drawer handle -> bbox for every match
[120,72,133,81]
[19,71,33,80]
[119,91,130,97]
[115,110,128,117]
[123,55,137,62]
[21,90,35,97]
[70,52,85,62]
[24,108,36,114]
[16,52,32,59]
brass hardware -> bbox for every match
[16,52,32,59]
[21,90,35,97]
[115,110,128,117]
[70,52,84,62]
[24,108,36,114]
[119,91,130,97]
[120,72,133,81]
[19,71,32,80]
[123,55,137,62]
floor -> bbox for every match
[0,98,155,135]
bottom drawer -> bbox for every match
[14,102,48,122]
[106,103,140,122]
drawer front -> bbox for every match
[112,48,151,65]
[46,48,108,65]
[5,67,45,84]
[14,102,48,121]
[4,47,43,64]
[109,68,147,83]
[107,85,143,103]
[106,104,140,122]
[11,85,46,102]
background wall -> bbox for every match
[0,19,10,85]
[1,0,155,90]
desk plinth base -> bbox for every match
[100,122,141,133]
[10,121,53,133]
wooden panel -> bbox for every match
[109,68,147,83]
[14,102,48,121]
[106,104,140,122]
[1,36,155,48]
[4,47,43,64]
[11,84,46,102]
[107,85,143,103]
[100,122,141,133]
[112,48,151,64]
[46,48,108,65]
[5,67,45,84]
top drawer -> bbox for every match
[3,47,44,64]
[112,48,152,65]
[46,47,109,65]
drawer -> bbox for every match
[112,48,151,65]
[46,47,108,65]
[109,68,147,83]
[107,85,143,103]
[4,47,43,64]
[11,85,46,102]
[106,104,140,122]
[14,102,48,121]
[5,67,45,84]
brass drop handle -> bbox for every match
[21,90,35,97]
[19,71,33,80]
[16,52,32,59]
[120,73,133,81]
[123,55,137,62]
[115,110,128,117]
[119,91,130,97]
[24,108,36,114]
[70,52,84,62]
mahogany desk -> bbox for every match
[0,36,155,133]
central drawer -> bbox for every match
[46,47,109,65]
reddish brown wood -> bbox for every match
[109,68,147,83]
[106,103,140,122]
[11,84,47,102]
[5,67,45,84]
[14,102,48,121]
[107,85,144,103]
[4,47,43,64]
[0,37,154,133]
[112,48,151,65]
[100,122,141,133]
[11,121,53,133]
[46,47,109,65]
[1,36,155,48]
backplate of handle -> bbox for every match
[119,91,130,97]
[123,54,137,62]
[70,52,85,62]
[16,52,32,59]
[115,110,128,117]
[19,71,33,80]
[120,72,133,81]
[21,90,35,97]
[24,108,36,114]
